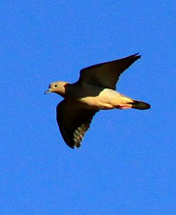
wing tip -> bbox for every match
[132,53,141,59]
[66,142,81,149]
[118,53,141,63]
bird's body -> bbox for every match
[45,53,151,148]
[53,82,136,110]
[77,87,126,110]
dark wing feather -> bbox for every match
[56,100,98,149]
[77,53,141,90]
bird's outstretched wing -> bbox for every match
[56,100,98,148]
[77,53,141,90]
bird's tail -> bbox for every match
[130,99,151,110]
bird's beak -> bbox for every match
[44,89,51,95]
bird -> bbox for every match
[45,53,150,149]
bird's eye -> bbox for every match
[55,85,57,87]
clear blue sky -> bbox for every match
[1,1,176,214]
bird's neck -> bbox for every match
[54,83,71,98]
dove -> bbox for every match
[45,53,150,149]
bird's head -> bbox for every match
[45,81,70,97]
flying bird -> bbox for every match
[45,53,150,149]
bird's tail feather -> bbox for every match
[130,100,151,110]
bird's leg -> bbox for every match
[115,104,133,110]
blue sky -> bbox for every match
[1,1,176,214]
